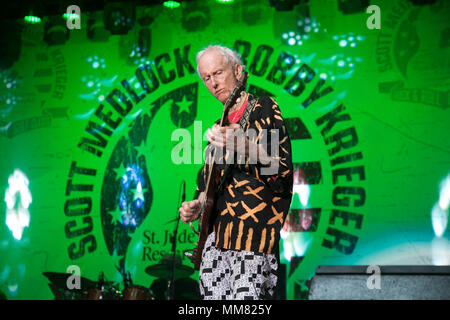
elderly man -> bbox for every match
[179,45,293,300]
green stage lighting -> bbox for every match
[163,1,181,9]
[63,13,80,20]
[24,16,41,24]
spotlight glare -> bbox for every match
[339,39,348,47]
[4,170,31,241]
[432,203,448,237]
[24,16,41,24]
[439,174,450,211]
[63,13,80,20]
[163,1,181,9]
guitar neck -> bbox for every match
[202,72,248,208]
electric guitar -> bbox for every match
[188,71,248,270]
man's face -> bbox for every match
[197,50,242,104]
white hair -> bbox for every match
[196,45,245,77]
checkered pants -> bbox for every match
[199,232,278,300]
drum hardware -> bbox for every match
[166,180,185,300]
[44,271,122,300]
[43,271,97,291]
[145,255,194,280]
[86,271,106,300]
[122,271,154,300]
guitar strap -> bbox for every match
[217,94,257,193]
[239,94,257,130]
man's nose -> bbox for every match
[211,77,218,88]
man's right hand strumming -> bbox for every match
[179,192,204,224]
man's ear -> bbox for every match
[234,64,243,79]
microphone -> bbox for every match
[128,272,133,286]
[181,180,186,203]
[98,271,104,289]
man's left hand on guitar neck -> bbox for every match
[206,123,274,166]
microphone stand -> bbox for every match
[168,180,185,300]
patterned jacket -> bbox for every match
[197,95,293,254]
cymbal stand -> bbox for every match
[168,180,185,300]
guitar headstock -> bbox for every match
[236,71,248,90]
[223,71,249,114]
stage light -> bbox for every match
[242,1,263,26]
[104,2,136,35]
[432,203,448,237]
[337,0,369,15]
[182,2,211,32]
[163,1,181,9]
[114,164,147,228]
[4,169,31,241]
[216,0,235,3]
[430,173,449,265]
[63,13,80,20]
[24,15,41,24]
[339,39,347,47]
[269,0,302,11]
[439,174,450,211]
[431,173,450,237]
[44,15,69,46]
[87,11,110,42]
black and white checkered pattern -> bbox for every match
[199,232,278,300]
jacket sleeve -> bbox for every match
[252,96,293,197]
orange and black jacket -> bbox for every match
[197,95,293,254]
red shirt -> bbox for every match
[227,99,248,123]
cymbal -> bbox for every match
[145,264,193,280]
[160,254,182,266]
[43,272,104,290]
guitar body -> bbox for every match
[192,72,248,271]
[193,174,216,270]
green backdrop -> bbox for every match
[0,0,449,300]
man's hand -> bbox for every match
[179,192,204,224]
[206,123,246,152]
[206,123,273,165]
